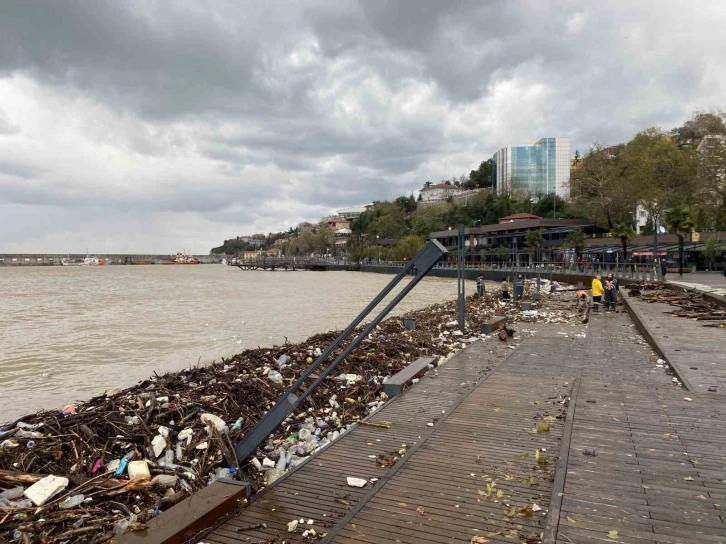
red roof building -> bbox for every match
[497,213,543,224]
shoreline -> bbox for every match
[0,279,578,542]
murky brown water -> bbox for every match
[0,265,478,422]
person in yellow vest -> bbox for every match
[591,274,604,312]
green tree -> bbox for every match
[315,222,335,255]
[393,235,425,260]
[567,229,587,260]
[664,205,695,276]
[702,238,724,271]
[346,235,367,262]
[494,245,509,265]
[693,134,726,230]
[525,230,544,263]
[620,128,697,227]
[570,143,632,228]
[672,111,726,145]
[609,222,636,263]
[410,204,448,236]
[533,193,569,219]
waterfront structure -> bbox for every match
[429,213,603,264]
[419,183,465,203]
[492,137,571,198]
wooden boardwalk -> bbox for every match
[197,310,726,544]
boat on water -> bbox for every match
[161,252,200,265]
[61,252,106,266]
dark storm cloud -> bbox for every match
[0,0,724,252]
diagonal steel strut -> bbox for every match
[234,240,447,463]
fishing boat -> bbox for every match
[161,252,200,265]
[61,256,83,266]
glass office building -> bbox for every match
[492,137,570,198]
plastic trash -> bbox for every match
[16,422,42,431]
[61,404,76,415]
[151,474,178,489]
[128,460,151,482]
[59,494,85,509]
[114,457,129,477]
[157,426,170,439]
[23,475,69,506]
[288,519,299,532]
[1,498,33,509]
[200,413,228,433]
[175,441,183,461]
[251,457,262,471]
[15,430,42,439]
[231,417,244,432]
[0,440,19,449]
[165,449,175,464]
[178,428,193,444]
[267,371,283,384]
[152,435,167,458]
[113,519,130,537]
[346,477,367,488]
[262,457,276,468]
[0,487,24,500]
[276,354,289,368]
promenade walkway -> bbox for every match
[197,307,726,544]
[667,272,726,299]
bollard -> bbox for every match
[404,317,416,330]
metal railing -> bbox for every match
[362,260,663,281]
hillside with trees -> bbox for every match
[212,109,726,261]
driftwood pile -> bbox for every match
[0,284,580,543]
[629,283,726,324]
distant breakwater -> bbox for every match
[0,254,220,266]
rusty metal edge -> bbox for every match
[318,341,522,544]
[619,290,695,392]
[541,378,580,544]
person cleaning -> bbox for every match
[501,277,511,301]
[591,274,604,312]
[603,273,618,311]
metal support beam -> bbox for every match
[234,240,448,463]
[457,224,465,332]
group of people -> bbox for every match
[591,273,618,312]
[476,274,515,301]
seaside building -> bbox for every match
[419,183,466,203]
[492,137,571,198]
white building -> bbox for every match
[337,206,369,220]
[419,184,465,202]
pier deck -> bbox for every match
[197,308,726,544]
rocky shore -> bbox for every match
[0,279,582,543]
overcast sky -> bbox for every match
[1,0,725,254]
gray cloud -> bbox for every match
[0,0,725,253]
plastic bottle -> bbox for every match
[276,354,289,368]
[165,449,174,464]
[158,461,179,471]
[267,371,283,384]
[59,494,85,509]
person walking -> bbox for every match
[476,274,486,297]
[591,274,604,312]
[603,272,618,312]
[501,276,511,301]
[660,259,667,280]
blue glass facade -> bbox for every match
[492,137,570,198]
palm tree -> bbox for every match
[609,222,636,264]
[525,230,544,265]
[664,205,695,276]
[567,229,587,261]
